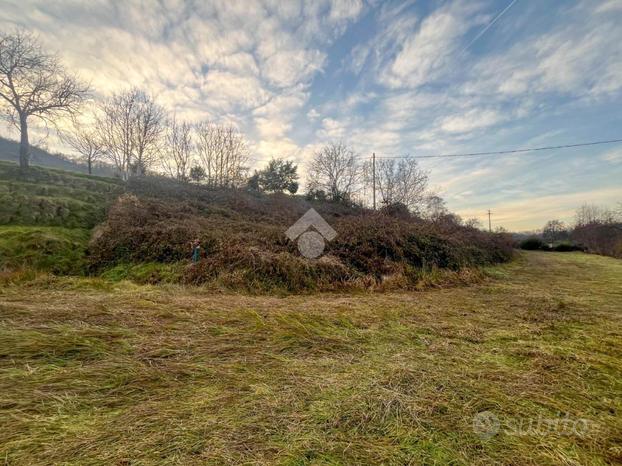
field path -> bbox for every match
[1,252,621,465]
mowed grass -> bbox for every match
[0,252,620,465]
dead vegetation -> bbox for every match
[87,178,514,292]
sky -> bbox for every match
[1,0,621,230]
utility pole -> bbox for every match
[372,152,376,210]
[487,210,492,233]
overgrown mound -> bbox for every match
[125,174,361,224]
[89,182,514,291]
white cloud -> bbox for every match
[261,49,326,88]
[381,2,486,89]
[467,4,622,99]
[439,108,504,134]
[200,70,270,112]
[307,108,321,122]
[0,0,363,157]
[329,0,364,23]
[601,149,622,164]
[348,43,370,75]
[317,117,347,140]
[595,0,622,14]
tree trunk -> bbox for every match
[87,158,92,175]
[19,115,30,170]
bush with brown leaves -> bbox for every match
[88,189,514,291]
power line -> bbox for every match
[371,138,622,160]
[246,137,622,166]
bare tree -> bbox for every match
[132,91,166,176]
[59,115,104,174]
[465,217,483,229]
[194,121,249,187]
[373,157,428,212]
[97,92,133,179]
[542,219,567,243]
[0,30,88,170]
[423,194,448,221]
[160,117,193,182]
[307,142,361,202]
[98,88,165,179]
[575,204,609,227]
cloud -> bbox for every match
[0,0,363,160]
[329,0,364,23]
[260,48,326,88]
[347,43,370,75]
[200,70,269,113]
[457,187,622,231]
[1,0,621,230]
[466,3,622,99]
[596,0,622,13]
[307,108,321,121]
[317,117,347,140]
[381,2,486,89]
[439,108,504,134]
[601,149,622,164]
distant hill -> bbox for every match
[0,136,116,177]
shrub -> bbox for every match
[571,223,622,258]
[519,237,546,250]
[88,194,514,291]
[379,202,411,219]
[247,159,299,194]
[552,242,584,252]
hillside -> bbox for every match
[0,163,514,290]
[0,161,123,273]
[0,161,123,228]
[0,136,116,176]
[89,175,514,291]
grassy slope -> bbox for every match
[0,251,620,465]
[0,161,123,273]
[0,226,90,274]
[0,161,122,228]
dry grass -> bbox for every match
[0,252,621,465]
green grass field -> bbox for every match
[1,251,620,465]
